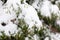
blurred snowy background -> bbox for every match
[0,0,60,40]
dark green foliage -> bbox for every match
[1,0,7,5]
[33,26,38,34]
[38,29,45,40]
[0,32,16,40]
[38,12,60,32]
[38,27,47,40]
[57,2,60,10]
[38,12,57,26]
[0,19,49,40]
[26,0,34,5]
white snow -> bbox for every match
[44,37,49,40]
[0,0,60,40]
[0,13,18,36]
[5,0,21,9]
[0,0,3,7]
[40,1,51,17]
[32,0,39,10]
[0,23,18,36]
[56,19,60,26]
[50,33,60,40]
[0,0,19,35]
[18,3,42,30]
[33,34,39,40]
[51,4,59,15]
[25,37,29,40]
